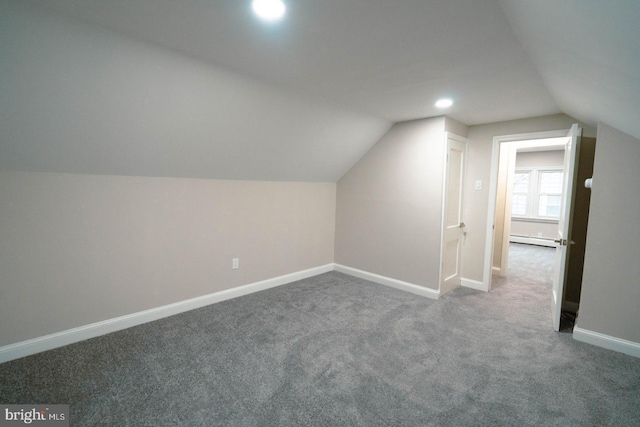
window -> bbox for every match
[537,171,563,217]
[511,168,563,220]
[511,172,530,216]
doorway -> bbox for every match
[483,126,583,331]
[492,137,568,278]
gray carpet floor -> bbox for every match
[2,244,639,426]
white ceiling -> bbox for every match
[28,0,564,125]
[3,0,639,181]
[498,0,640,140]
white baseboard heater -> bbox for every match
[509,235,557,248]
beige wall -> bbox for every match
[577,124,640,343]
[510,220,558,240]
[445,117,469,138]
[335,117,447,289]
[0,172,336,346]
[0,1,389,183]
[464,114,596,282]
[515,150,564,168]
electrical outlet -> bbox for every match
[232,258,239,270]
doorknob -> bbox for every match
[554,239,575,246]
[459,222,466,228]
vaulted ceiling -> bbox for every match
[2,0,639,181]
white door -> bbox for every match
[551,124,582,331]
[441,134,467,295]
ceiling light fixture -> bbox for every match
[252,0,286,21]
[435,98,453,109]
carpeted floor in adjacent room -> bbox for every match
[1,243,639,426]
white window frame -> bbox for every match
[512,166,563,223]
[511,171,531,217]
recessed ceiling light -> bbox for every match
[435,98,453,109]
[252,0,286,21]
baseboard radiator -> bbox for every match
[509,234,557,247]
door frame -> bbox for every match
[438,132,469,296]
[493,137,568,277]
[483,129,570,290]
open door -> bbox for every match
[440,134,467,295]
[551,124,582,331]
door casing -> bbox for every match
[483,128,574,291]
[493,137,568,278]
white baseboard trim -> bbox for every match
[334,264,439,300]
[461,278,488,292]
[0,264,334,364]
[491,266,505,277]
[573,326,640,359]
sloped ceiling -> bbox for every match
[1,0,639,181]
[498,0,640,141]
[25,0,561,124]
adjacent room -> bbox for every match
[1,0,639,425]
